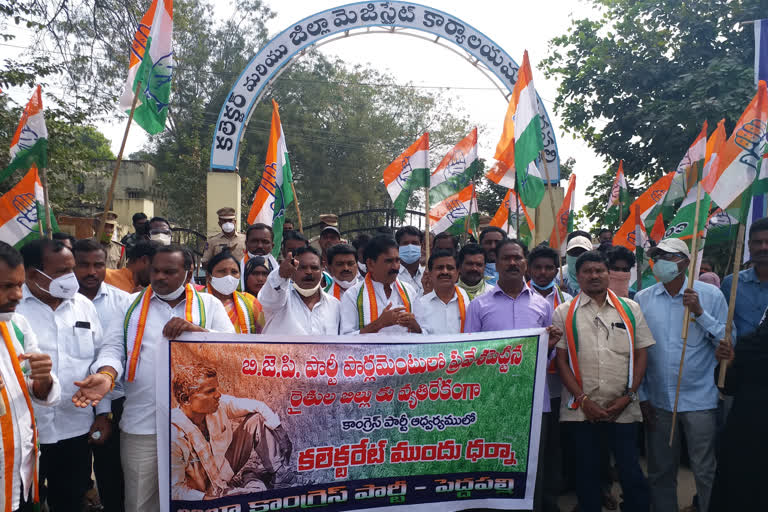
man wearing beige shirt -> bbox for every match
[554,250,654,512]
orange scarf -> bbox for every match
[455,286,467,333]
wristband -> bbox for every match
[97,370,116,391]
[574,393,587,407]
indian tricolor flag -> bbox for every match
[703,81,768,212]
[0,86,47,184]
[490,189,534,248]
[491,50,545,207]
[384,133,429,220]
[429,128,480,204]
[119,0,173,135]
[429,184,478,236]
[613,171,675,249]
[606,160,630,224]
[247,100,294,258]
[549,174,576,255]
[0,166,57,248]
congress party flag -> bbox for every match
[0,165,57,248]
[702,81,768,212]
[756,18,768,86]
[491,51,545,207]
[549,174,576,255]
[247,100,294,258]
[383,133,429,220]
[606,160,630,224]
[119,0,173,134]
[613,172,675,250]
[429,184,478,236]
[0,85,48,184]
[657,122,708,223]
[429,128,481,204]
[490,189,534,248]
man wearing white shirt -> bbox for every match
[396,226,426,296]
[323,243,360,300]
[259,246,340,335]
[100,244,235,512]
[0,241,61,512]
[341,235,422,335]
[73,238,131,512]
[415,250,469,335]
[17,239,119,512]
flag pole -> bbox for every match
[463,180,474,241]
[96,80,142,242]
[718,223,745,388]
[670,183,703,445]
[513,170,520,237]
[38,166,52,239]
[540,151,564,283]
[290,182,304,233]
[425,179,431,263]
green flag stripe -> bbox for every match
[0,138,48,184]
[513,117,544,173]
[429,160,482,204]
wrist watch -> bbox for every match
[625,390,639,402]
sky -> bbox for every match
[4,0,608,215]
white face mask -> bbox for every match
[154,272,188,301]
[35,269,80,299]
[358,262,367,274]
[0,312,14,322]
[293,281,321,297]
[221,222,235,234]
[210,274,239,295]
[150,233,172,245]
[334,276,356,289]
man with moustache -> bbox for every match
[415,250,469,335]
[457,243,489,300]
[0,241,60,512]
[554,251,654,512]
[478,226,506,286]
[323,244,360,300]
[258,246,340,335]
[72,238,131,512]
[341,235,422,334]
[240,224,279,282]
[100,244,235,512]
[464,238,562,512]
[106,240,159,294]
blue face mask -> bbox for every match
[532,279,556,291]
[399,244,421,264]
[485,262,496,275]
[652,259,682,283]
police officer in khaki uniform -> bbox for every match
[202,207,247,265]
[95,211,126,269]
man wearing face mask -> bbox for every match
[202,207,246,267]
[457,243,489,300]
[100,244,234,512]
[17,239,120,512]
[341,235,422,334]
[478,226,507,286]
[258,246,340,335]
[94,211,126,270]
[634,238,728,512]
[0,241,61,512]
[324,244,360,300]
[352,234,371,278]
[606,245,636,298]
[395,226,425,296]
[561,233,593,296]
[148,217,173,246]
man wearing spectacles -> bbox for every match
[634,237,730,512]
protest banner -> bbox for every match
[157,329,549,512]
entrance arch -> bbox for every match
[210,1,561,178]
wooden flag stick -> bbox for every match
[96,80,142,242]
[290,181,303,233]
[425,181,431,263]
[670,184,703,445]
[38,166,52,239]
[718,222,745,388]
[540,151,564,284]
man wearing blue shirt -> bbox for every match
[635,238,729,512]
[721,217,768,338]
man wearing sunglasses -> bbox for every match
[634,237,729,512]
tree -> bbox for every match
[543,0,764,224]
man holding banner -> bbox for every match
[555,250,654,512]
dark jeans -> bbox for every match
[93,397,126,512]
[40,433,92,512]
[565,422,649,512]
